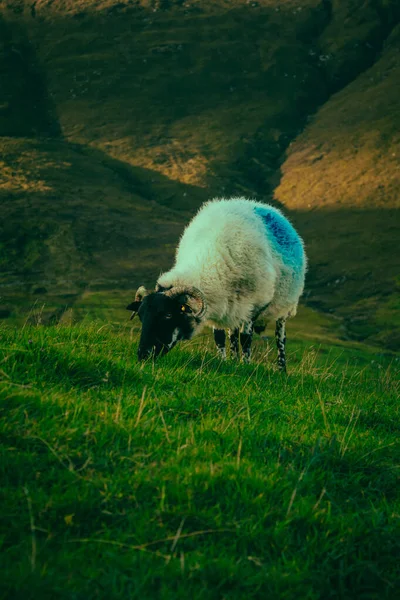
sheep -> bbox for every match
[127,197,307,370]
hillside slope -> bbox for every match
[1,323,399,599]
[0,0,399,347]
[276,21,400,348]
[0,136,189,321]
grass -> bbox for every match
[1,2,399,349]
[1,322,399,599]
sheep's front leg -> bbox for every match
[240,321,253,363]
[213,327,226,360]
[275,318,287,372]
[229,328,240,359]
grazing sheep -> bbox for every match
[127,197,307,370]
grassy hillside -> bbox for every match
[1,4,399,596]
[0,0,399,348]
[1,323,399,599]
[275,21,400,348]
[0,136,194,323]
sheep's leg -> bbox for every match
[275,318,287,372]
[240,321,253,363]
[229,328,240,359]
[213,327,226,360]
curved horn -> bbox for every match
[164,286,207,319]
[135,285,148,302]
[126,285,149,320]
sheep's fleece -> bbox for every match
[157,197,307,329]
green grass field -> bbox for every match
[1,322,399,599]
[1,2,399,597]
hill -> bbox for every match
[275,16,400,349]
[1,323,399,599]
[0,0,399,348]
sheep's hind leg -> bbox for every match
[213,327,226,360]
[240,321,253,363]
[229,328,240,359]
[275,318,287,373]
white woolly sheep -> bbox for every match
[127,197,307,370]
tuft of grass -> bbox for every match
[0,323,399,599]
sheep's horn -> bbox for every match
[164,286,207,319]
[135,285,148,302]
[126,285,149,320]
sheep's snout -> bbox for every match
[138,346,153,361]
[138,341,168,361]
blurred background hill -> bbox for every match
[0,0,399,348]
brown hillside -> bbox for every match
[276,20,400,348]
[0,0,399,347]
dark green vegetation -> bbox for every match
[1,323,399,599]
[0,0,399,347]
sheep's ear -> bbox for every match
[126,285,148,319]
[126,300,141,319]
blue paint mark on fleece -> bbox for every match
[254,206,305,273]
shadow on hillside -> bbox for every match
[7,0,398,202]
[0,135,209,325]
[0,15,61,137]
[1,1,335,197]
[289,206,400,347]
[7,342,154,392]
[80,144,208,214]
[1,141,399,350]
[260,434,399,503]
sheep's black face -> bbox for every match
[132,293,196,361]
